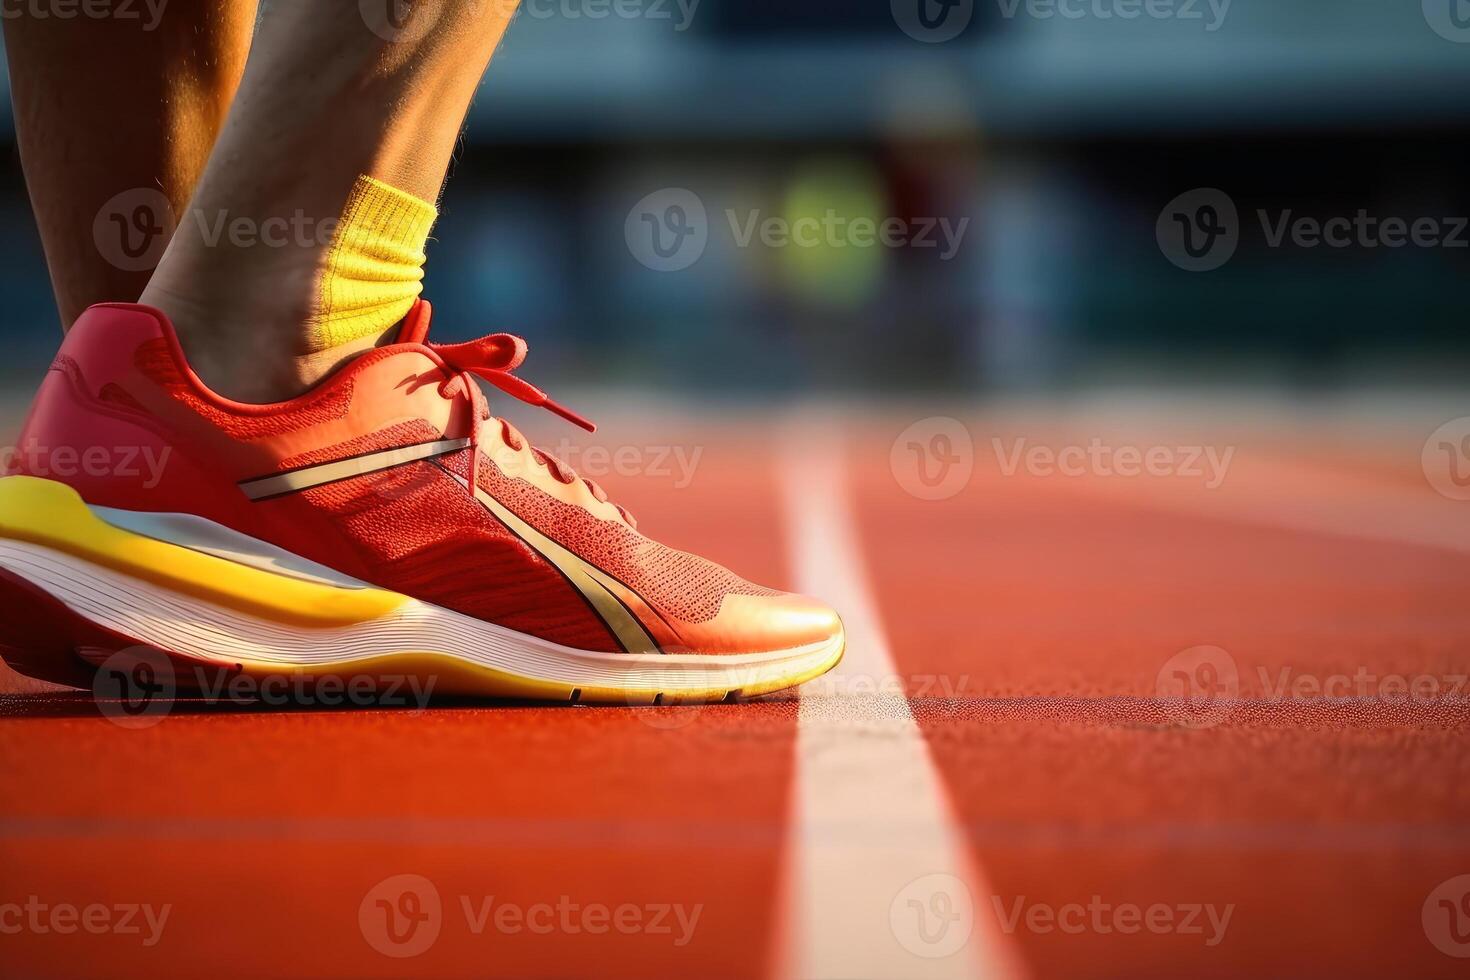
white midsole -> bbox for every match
[0,539,841,693]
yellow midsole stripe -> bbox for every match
[0,476,407,628]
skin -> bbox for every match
[4,0,258,329]
[7,0,521,402]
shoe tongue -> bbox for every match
[396,299,433,345]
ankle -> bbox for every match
[135,172,435,402]
[138,277,389,403]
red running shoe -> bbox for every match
[0,302,843,703]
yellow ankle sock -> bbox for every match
[310,174,437,352]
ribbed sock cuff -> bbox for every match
[311,175,438,352]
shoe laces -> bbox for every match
[428,332,637,527]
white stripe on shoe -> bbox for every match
[776,428,1023,980]
[238,437,470,500]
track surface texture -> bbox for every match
[2,397,1468,978]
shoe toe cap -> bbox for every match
[670,591,843,655]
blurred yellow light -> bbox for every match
[778,160,886,308]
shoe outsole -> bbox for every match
[0,477,845,705]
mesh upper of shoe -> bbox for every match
[133,325,781,642]
[475,452,781,625]
[135,337,356,439]
[265,421,621,651]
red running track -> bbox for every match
[1,406,1468,978]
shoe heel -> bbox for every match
[0,565,103,689]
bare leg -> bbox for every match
[140,0,521,402]
[4,0,258,329]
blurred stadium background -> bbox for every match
[1,0,1468,394]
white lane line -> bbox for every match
[776,430,1024,980]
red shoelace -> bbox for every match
[428,332,637,527]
